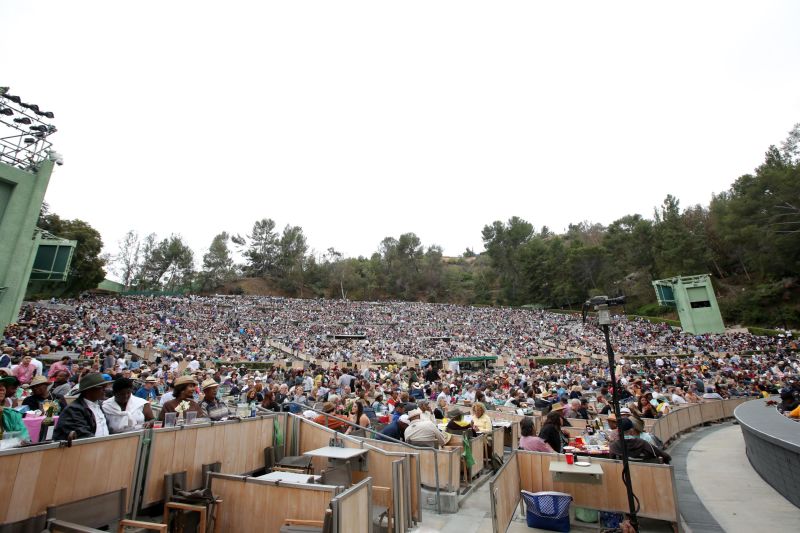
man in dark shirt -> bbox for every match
[610,418,671,464]
[377,414,409,442]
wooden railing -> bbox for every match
[489,397,753,533]
[141,414,280,507]
[0,431,143,524]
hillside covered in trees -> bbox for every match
[84,124,800,328]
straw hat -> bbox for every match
[174,375,197,387]
[145,376,158,383]
[550,402,565,412]
[27,375,52,390]
[201,378,219,391]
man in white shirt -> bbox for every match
[403,409,447,447]
[671,387,687,404]
[30,355,44,377]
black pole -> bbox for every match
[603,323,639,532]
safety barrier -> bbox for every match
[209,472,372,533]
[489,397,752,533]
[0,431,144,525]
[290,415,417,532]
[140,414,281,507]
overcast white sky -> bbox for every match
[3,1,799,270]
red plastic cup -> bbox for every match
[565,453,574,465]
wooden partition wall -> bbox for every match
[332,478,372,533]
[486,411,523,450]
[293,416,417,529]
[489,452,520,533]
[141,415,277,507]
[360,435,461,492]
[650,398,746,445]
[517,451,679,523]
[447,433,486,479]
[209,473,340,533]
[0,432,143,524]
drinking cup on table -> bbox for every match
[565,453,574,465]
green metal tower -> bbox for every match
[0,88,61,333]
[652,274,726,334]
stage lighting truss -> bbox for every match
[0,88,57,170]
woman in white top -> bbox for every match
[102,378,154,434]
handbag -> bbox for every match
[521,490,572,532]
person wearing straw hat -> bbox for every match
[200,378,229,421]
[158,375,202,422]
[21,375,64,413]
[134,375,159,401]
[53,373,111,440]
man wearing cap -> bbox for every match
[22,375,64,412]
[377,414,409,442]
[403,408,447,446]
[53,373,111,440]
[134,376,159,401]
[609,418,671,464]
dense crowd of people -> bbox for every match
[0,295,797,446]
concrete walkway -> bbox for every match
[684,423,800,533]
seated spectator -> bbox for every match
[103,378,154,433]
[134,376,159,401]
[200,378,229,420]
[778,390,799,414]
[0,377,30,441]
[50,371,72,398]
[702,387,724,400]
[538,410,567,453]
[519,416,554,452]
[471,402,493,433]
[610,418,671,464]
[159,375,203,422]
[53,373,111,440]
[445,407,476,437]
[22,375,65,413]
[314,402,348,431]
[377,414,409,441]
[404,408,447,446]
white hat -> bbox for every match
[620,407,632,415]
[398,415,410,424]
[408,409,422,418]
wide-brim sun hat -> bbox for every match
[201,378,219,391]
[27,375,52,389]
[174,375,198,387]
[78,373,110,393]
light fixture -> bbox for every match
[13,117,32,125]
[0,107,13,116]
[24,138,35,144]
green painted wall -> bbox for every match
[0,160,56,332]
[652,274,725,334]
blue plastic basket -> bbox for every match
[521,490,573,532]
